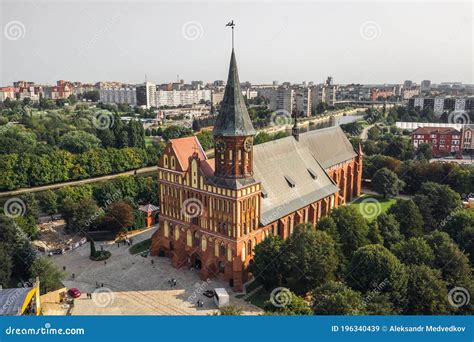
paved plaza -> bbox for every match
[50,227,262,315]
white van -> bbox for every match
[213,288,230,308]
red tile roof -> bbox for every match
[170,136,206,171]
[412,127,461,135]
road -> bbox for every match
[0,166,158,198]
[360,124,375,141]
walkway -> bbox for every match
[0,166,158,198]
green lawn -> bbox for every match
[236,280,268,309]
[350,194,396,221]
[145,136,155,147]
[129,238,151,255]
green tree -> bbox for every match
[249,235,285,290]
[192,119,201,132]
[90,239,97,258]
[316,216,340,242]
[284,225,338,294]
[330,206,369,260]
[312,281,365,315]
[37,190,59,219]
[388,199,424,238]
[59,130,101,153]
[104,201,134,235]
[127,119,145,148]
[367,126,381,140]
[371,167,405,198]
[415,143,433,161]
[425,231,472,286]
[196,131,214,151]
[62,197,101,232]
[391,237,434,266]
[264,290,312,315]
[0,243,12,287]
[405,265,448,314]
[413,182,462,232]
[456,226,474,264]
[30,257,65,293]
[216,305,243,315]
[376,213,404,250]
[367,220,383,245]
[347,244,408,307]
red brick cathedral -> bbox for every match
[150,48,362,291]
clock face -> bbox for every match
[244,137,253,152]
[215,139,226,154]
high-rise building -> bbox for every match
[269,88,294,114]
[136,82,156,108]
[99,86,137,106]
[155,89,211,107]
[294,88,311,117]
[421,80,431,92]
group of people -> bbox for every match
[117,237,133,248]
[196,299,204,308]
[168,278,177,287]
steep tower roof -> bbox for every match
[213,49,256,137]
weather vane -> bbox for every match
[226,20,235,49]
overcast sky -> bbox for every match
[1,0,472,85]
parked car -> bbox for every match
[203,290,215,298]
[67,288,81,298]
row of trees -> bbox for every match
[251,196,473,315]
[38,175,158,234]
[364,154,474,195]
[0,146,161,190]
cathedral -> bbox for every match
[150,48,363,291]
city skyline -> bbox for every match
[1,1,472,85]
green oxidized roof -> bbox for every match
[213,49,256,137]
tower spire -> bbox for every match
[212,26,255,138]
[226,20,235,49]
[292,107,300,141]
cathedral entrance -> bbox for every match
[190,254,202,270]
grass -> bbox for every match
[129,238,151,255]
[350,194,396,221]
[145,136,155,147]
[236,280,269,309]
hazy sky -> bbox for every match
[1,1,473,85]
